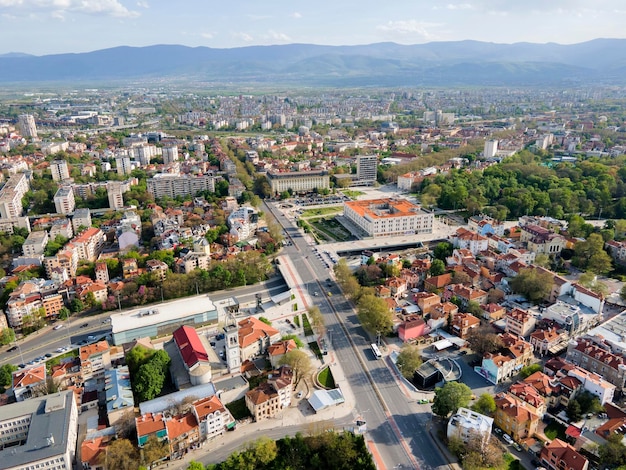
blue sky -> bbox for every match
[1,0,625,55]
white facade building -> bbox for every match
[343,198,433,237]
[0,173,29,219]
[484,139,499,158]
[53,186,75,214]
[50,160,70,182]
[147,174,216,199]
[447,407,493,444]
[266,170,330,194]
[18,114,37,138]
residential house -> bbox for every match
[76,282,108,305]
[424,273,452,292]
[530,329,563,356]
[414,292,441,314]
[192,395,234,440]
[595,402,626,442]
[245,366,294,421]
[447,407,493,445]
[166,413,200,456]
[523,371,560,408]
[146,259,168,281]
[445,284,488,308]
[539,438,588,470]
[565,337,626,392]
[80,341,111,381]
[12,364,46,401]
[480,303,506,322]
[136,413,167,447]
[606,239,626,265]
[238,317,281,361]
[505,308,536,337]
[398,316,428,343]
[80,435,110,470]
[567,366,615,405]
[468,214,505,236]
[105,366,134,427]
[508,381,546,417]
[122,258,139,279]
[385,277,407,298]
[494,393,539,443]
[451,228,488,255]
[267,339,298,368]
[451,313,480,339]
[429,302,458,330]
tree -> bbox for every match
[279,350,313,387]
[577,272,608,296]
[103,439,140,470]
[250,436,278,466]
[509,267,554,303]
[432,381,472,418]
[141,435,170,468]
[534,253,551,268]
[307,306,325,336]
[598,432,626,467]
[58,307,70,320]
[451,270,471,285]
[466,327,503,356]
[0,364,17,392]
[70,298,85,313]
[519,363,542,379]
[566,399,582,422]
[258,317,272,326]
[134,362,165,402]
[471,393,496,416]
[395,344,423,379]
[187,462,206,470]
[0,327,15,346]
[587,250,613,275]
[434,242,453,261]
[429,259,446,276]
[356,293,393,338]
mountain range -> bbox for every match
[1,39,626,86]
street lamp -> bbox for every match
[13,339,24,365]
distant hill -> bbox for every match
[1,39,626,86]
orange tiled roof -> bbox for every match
[267,339,297,357]
[238,317,280,348]
[193,395,226,420]
[136,412,166,437]
[12,364,46,388]
[165,413,198,440]
[344,198,422,219]
[80,340,110,361]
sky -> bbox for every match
[1,0,626,55]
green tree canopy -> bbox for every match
[429,259,446,277]
[519,363,543,379]
[356,293,393,337]
[471,393,496,416]
[279,349,313,387]
[509,267,554,303]
[396,344,423,379]
[432,381,472,418]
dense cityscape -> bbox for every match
[1,80,626,470]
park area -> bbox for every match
[311,217,353,242]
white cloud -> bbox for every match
[233,32,254,42]
[291,12,302,18]
[0,0,139,18]
[136,0,148,8]
[51,9,65,20]
[376,20,441,40]
[446,3,474,10]
[267,30,291,42]
[200,32,215,39]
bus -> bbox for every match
[370,343,382,359]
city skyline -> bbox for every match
[1,0,626,55]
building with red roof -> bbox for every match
[539,438,588,470]
[238,316,281,361]
[172,325,212,386]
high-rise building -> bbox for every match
[18,114,37,138]
[71,208,92,232]
[356,155,378,185]
[50,159,70,181]
[147,174,215,199]
[107,181,125,209]
[115,156,132,175]
[53,186,76,214]
[0,173,29,219]
[484,140,499,159]
[162,146,179,164]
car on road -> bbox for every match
[7,345,18,352]
[314,292,319,296]
[45,353,52,358]
[512,442,522,452]
[494,428,503,435]
[503,434,514,445]
[87,335,96,341]
[53,324,63,330]
[80,323,89,328]
[55,348,64,353]
[417,399,429,404]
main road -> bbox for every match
[266,201,448,470]
[0,275,289,368]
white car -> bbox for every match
[503,434,514,445]
[53,324,63,330]
[297,391,304,399]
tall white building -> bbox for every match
[107,181,125,209]
[343,198,434,237]
[0,173,29,219]
[0,391,78,470]
[18,114,37,138]
[266,170,330,194]
[162,145,179,164]
[147,174,216,199]
[50,159,70,182]
[447,407,493,445]
[356,155,378,185]
[53,186,76,214]
[484,139,499,158]
[115,156,133,175]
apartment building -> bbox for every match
[107,181,125,209]
[147,174,216,199]
[12,365,46,402]
[70,227,104,262]
[18,113,37,138]
[42,293,64,318]
[245,366,293,421]
[540,439,588,470]
[192,395,233,440]
[567,366,615,404]
[105,366,134,427]
[79,341,112,381]
[115,156,133,175]
[0,173,29,219]
[266,169,330,194]
[0,391,78,470]
[53,185,76,214]
[343,198,433,237]
[504,308,536,337]
[356,154,378,185]
[520,224,566,255]
[494,393,539,443]
[162,145,179,164]
[530,328,564,356]
[50,159,70,182]
[95,261,109,283]
[72,208,92,232]
[447,407,493,445]
[566,337,626,392]
[43,247,78,281]
[23,230,49,257]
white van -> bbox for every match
[503,434,514,445]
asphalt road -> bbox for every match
[1,276,289,368]
[266,200,449,470]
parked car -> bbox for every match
[494,428,503,435]
[80,323,89,328]
[417,399,429,404]
[513,442,522,452]
[53,324,63,330]
[7,345,18,352]
[503,434,514,445]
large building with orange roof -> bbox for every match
[12,364,46,402]
[192,395,234,440]
[238,316,281,361]
[79,340,111,380]
[494,393,539,443]
[343,198,433,237]
[539,438,588,470]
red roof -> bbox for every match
[173,325,209,368]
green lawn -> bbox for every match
[226,397,252,420]
[317,366,336,389]
[544,421,567,440]
[342,190,365,199]
[311,217,352,242]
[300,207,342,218]
[302,314,314,336]
[309,341,323,360]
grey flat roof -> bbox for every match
[0,391,75,468]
